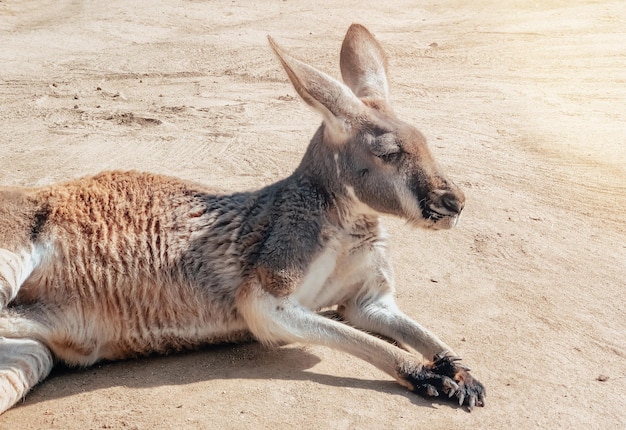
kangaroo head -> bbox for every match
[269,24,465,230]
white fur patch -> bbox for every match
[394,183,421,217]
[0,337,53,413]
[334,153,341,178]
[0,243,49,305]
[393,182,429,227]
[293,247,338,309]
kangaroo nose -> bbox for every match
[441,191,465,215]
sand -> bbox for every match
[1,0,625,429]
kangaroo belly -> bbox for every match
[18,247,249,365]
[22,277,250,365]
[9,171,254,364]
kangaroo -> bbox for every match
[0,24,485,414]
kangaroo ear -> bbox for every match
[340,24,389,101]
[268,35,364,135]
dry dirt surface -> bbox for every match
[1,0,625,429]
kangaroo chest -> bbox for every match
[292,223,384,310]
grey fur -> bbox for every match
[0,24,485,414]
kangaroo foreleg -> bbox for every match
[341,294,455,358]
[238,285,461,400]
[341,294,486,409]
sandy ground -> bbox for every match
[1,0,625,429]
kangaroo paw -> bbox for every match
[425,351,486,411]
[400,364,459,400]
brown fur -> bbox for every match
[0,24,484,414]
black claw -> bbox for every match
[425,384,439,397]
[434,350,449,360]
[422,353,486,411]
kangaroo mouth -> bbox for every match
[395,183,460,230]
[417,199,460,229]
[420,201,443,220]
[419,198,444,221]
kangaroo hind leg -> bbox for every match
[0,247,43,309]
[0,337,53,414]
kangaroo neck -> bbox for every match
[291,127,379,230]
[294,126,344,199]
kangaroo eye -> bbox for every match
[372,133,402,162]
[377,150,402,163]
